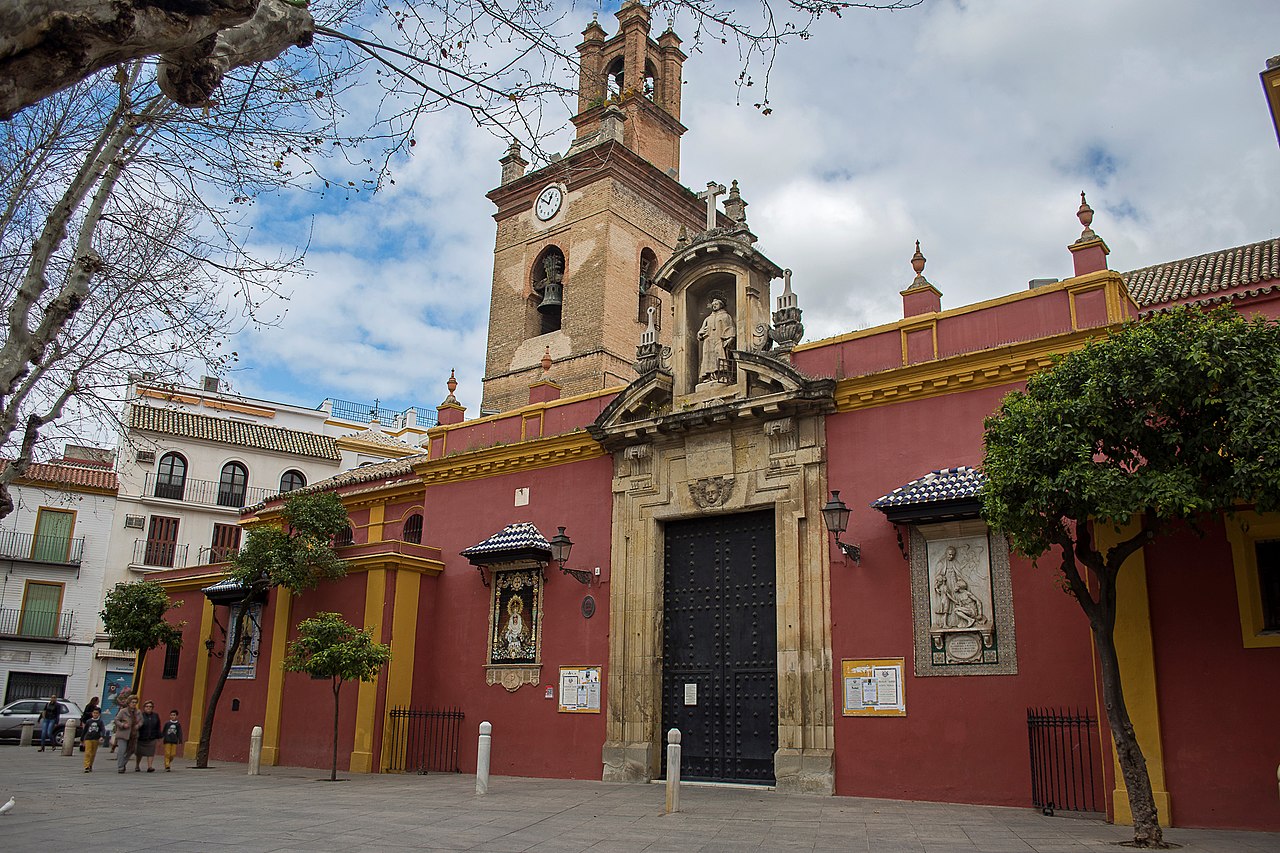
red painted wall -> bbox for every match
[142,593,206,725]
[276,574,368,771]
[824,384,1099,806]
[415,455,615,780]
[1144,522,1280,831]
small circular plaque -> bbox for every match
[581,595,596,619]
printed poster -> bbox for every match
[841,658,906,717]
[557,665,601,713]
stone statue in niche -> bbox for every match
[928,538,992,632]
[696,293,735,383]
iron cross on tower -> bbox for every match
[697,181,728,231]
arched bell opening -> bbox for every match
[528,245,565,337]
[638,248,661,329]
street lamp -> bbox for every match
[821,490,861,564]
[549,527,592,584]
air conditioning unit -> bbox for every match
[202,376,221,393]
[135,450,156,464]
[124,515,145,529]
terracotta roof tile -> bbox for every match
[244,453,428,512]
[5,461,117,492]
[131,405,340,461]
[1122,238,1280,308]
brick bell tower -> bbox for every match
[481,1,709,414]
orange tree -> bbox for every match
[982,305,1280,848]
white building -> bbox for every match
[101,378,427,689]
[0,454,117,706]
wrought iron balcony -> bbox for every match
[131,539,189,569]
[143,473,273,509]
[0,606,74,641]
[195,545,240,566]
[0,530,84,565]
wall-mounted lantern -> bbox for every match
[549,527,592,584]
[821,490,861,564]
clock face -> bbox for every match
[535,185,563,221]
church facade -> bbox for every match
[145,3,1280,832]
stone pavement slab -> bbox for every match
[0,745,1275,852]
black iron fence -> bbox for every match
[0,530,84,564]
[383,706,463,774]
[1027,706,1104,815]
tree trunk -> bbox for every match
[195,600,249,768]
[1091,611,1165,847]
[131,647,147,694]
[331,679,341,782]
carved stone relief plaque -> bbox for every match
[688,476,735,509]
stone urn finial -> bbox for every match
[1075,191,1099,243]
[447,368,457,396]
[541,346,552,374]
[911,240,926,276]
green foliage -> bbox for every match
[282,612,391,684]
[230,491,349,594]
[100,580,184,653]
[983,306,1280,559]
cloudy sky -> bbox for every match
[227,0,1280,417]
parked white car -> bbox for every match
[0,698,84,745]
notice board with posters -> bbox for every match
[841,658,906,717]
[557,665,602,713]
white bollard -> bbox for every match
[61,718,78,756]
[665,728,682,814]
[19,721,34,747]
[475,721,492,795]
[247,725,263,775]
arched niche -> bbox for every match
[528,245,565,337]
[682,271,738,394]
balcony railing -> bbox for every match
[196,545,239,565]
[0,606,73,641]
[131,539,189,569]
[0,530,84,564]
[143,473,274,509]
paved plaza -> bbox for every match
[0,745,1275,852]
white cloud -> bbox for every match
[229,0,1280,412]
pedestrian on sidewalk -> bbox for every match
[79,697,100,752]
[135,700,161,772]
[82,709,105,772]
[113,696,141,773]
[161,710,183,772]
[37,695,60,752]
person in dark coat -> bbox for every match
[37,695,60,752]
[135,700,162,772]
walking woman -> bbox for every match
[113,695,141,773]
[135,700,162,772]
[37,695,60,752]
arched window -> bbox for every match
[334,526,354,547]
[606,56,625,98]
[529,246,565,336]
[279,470,306,493]
[217,462,249,508]
[643,60,657,99]
[155,452,187,500]
[403,513,423,545]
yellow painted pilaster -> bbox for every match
[1094,524,1172,827]
[260,588,293,766]
[183,598,215,759]
[380,570,421,771]
[368,504,385,543]
[349,568,386,773]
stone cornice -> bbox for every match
[415,430,605,485]
[487,140,702,228]
[832,325,1119,412]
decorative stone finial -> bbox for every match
[723,179,748,225]
[541,346,552,374]
[906,240,933,290]
[447,369,457,396]
[633,305,669,375]
[1075,191,1098,243]
[676,225,688,246]
[770,269,804,352]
